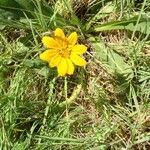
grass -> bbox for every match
[0,0,150,149]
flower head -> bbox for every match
[40,28,87,76]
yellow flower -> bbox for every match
[40,28,87,76]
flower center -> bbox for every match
[59,47,71,58]
[57,39,71,58]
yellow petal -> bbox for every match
[57,58,68,76]
[72,44,87,55]
[42,36,59,48]
[67,32,77,45]
[70,54,87,66]
[66,59,74,75]
[49,54,62,68]
[39,50,57,62]
[54,28,65,38]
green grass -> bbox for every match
[0,0,150,149]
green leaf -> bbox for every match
[125,21,150,34]
[89,37,133,75]
[0,0,24,18]
[23,59,44,68]
[34,67,50,77]
[93,19,137,31]
[0,8,18,29]
[0,0,20,8]
[92,16,150,35]
[14,0,35,11]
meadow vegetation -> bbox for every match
[0,0,150,149]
